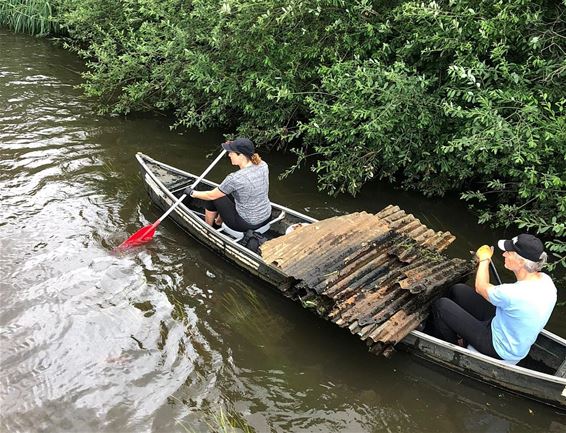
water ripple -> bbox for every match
[0,33,223,432]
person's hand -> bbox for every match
[476,245,494,262]
[183,186,194,197]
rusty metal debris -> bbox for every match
[261,206,473,355]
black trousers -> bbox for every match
[205,195,270,232]
[430,283,502,359]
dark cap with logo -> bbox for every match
[497,234,544,262]
[221,137,255,157]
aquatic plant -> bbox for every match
[205,408,256,433]
[174,406,256,433]
[0,0,59,35]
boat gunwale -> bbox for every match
[408,331,566,385]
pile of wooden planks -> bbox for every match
[261,206,473,355]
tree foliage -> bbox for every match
[4,0,566,269]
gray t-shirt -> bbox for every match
[219,161,271,225]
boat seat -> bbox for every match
[467,344,519,365]
[218,210,286,242]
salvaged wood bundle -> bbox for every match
[261,206,474,355]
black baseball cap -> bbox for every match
[221,137,254,157]
[497,234,544,262]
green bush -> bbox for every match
[19,0,566,269]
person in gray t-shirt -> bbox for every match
[186,138,271,231]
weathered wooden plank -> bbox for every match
[261,208,473,355]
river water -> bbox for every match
[1,31,564,433]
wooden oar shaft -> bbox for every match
[154,194,187,225]
[155,149,227,225]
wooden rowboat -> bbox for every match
[136,152,566,410]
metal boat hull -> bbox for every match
[136,152,566,409]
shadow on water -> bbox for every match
[1,31,564,433]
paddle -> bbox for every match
[490,261,503,285]
[118,149,227,249]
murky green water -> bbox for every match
[1,31,564,433]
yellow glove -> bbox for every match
[476,245,493,262]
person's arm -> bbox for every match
[475,260,494,301]
[191,187,225,201]
[474,245,494,301]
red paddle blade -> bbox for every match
[118,223,157,249]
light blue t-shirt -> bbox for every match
[488,274,556,362]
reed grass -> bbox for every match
[174,406,255,433]
[0,0,59,35]
[204,408,255,433]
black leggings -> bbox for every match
[205,195,270,232]
[430,283,502,359]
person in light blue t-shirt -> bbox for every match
[429,233,557,363]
